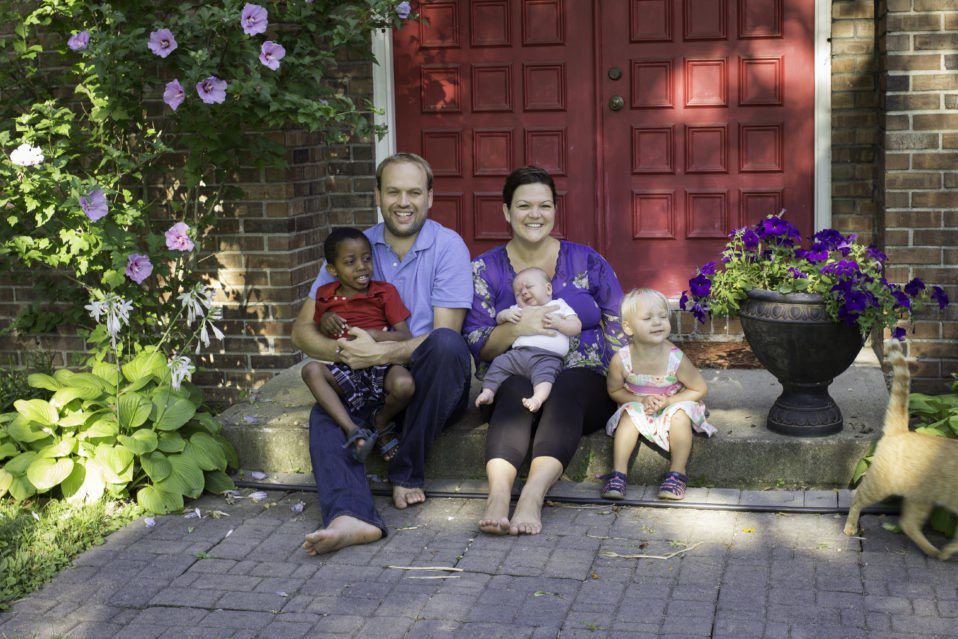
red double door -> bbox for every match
[393,0,814,295]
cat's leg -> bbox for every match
[899,498,940,559]
[939,536,957,561]
[844,479,878,535]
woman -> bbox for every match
[463,166,624,535]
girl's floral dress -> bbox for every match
[605,346,716,450]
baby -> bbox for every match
[475,267,581,412]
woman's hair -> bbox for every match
[621,288,671,319]
[324,227,371,263]
[502,165,557,206]
[376,152,434,191]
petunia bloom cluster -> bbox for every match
[681,212,950,338]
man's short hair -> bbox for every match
[375,152,434,191]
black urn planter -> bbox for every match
[739,289,865,437]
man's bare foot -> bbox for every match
[393,485,426,509]
[509,492,544,535]
[475,389,495,408]
[478,491,512,535]
[302,515,382,556]
[521,395,544,412]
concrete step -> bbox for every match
[218,349,887,489]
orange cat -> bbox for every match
[843,340,958,560]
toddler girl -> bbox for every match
[600,288,716,500]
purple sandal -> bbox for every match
[598,471,627,500]
[657,471,689,500]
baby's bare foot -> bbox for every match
[475,389,495,408]
[393,485,426,509]
[521,396,543,412]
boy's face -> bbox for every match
[513,271,553,307]
[326,238,373,295]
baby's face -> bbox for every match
[513,272,553,307]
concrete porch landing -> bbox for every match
[218,348,888,489]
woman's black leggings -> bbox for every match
[484,367,616,470]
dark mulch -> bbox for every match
[680,340,763,369]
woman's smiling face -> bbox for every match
[504,183,555,244]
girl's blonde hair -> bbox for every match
[621,288,671,319]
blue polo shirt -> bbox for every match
[310,219,473,337]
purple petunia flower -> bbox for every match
[904,278,925,297]
[148,28,177,58]
[813,228,845,251]
[891,290,911,310]
[866,245,887,264]
[196,76,227,104]
[691,303,707,323]
[68,30,90,51]
[259,41,285,70]
[788,267,807,279]
[241,3,268,35]
[837,234,858,257]
[821,260,861,280]
[700,261,717,276]
[931,286,949,310]
[679,291,689,310]
[165,222,194,251]
[800,244,829,264]
[891,327,907,341]
[689,273,711,299]
[163,79,185,111]
[757,216,801,246]
[396,1,412,19]
[80,187,108,221]
[125,254,153,284]
[741,228,760,251]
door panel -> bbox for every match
[393,0,815,297]
[393,0,596,255]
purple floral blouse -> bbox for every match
[464,241,625,379]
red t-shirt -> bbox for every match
[313,280,410,337]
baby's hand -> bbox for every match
[497,307,522,324]
[319,312,348,338]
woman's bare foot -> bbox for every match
[475,388,495,408]
[302,515,381,556]
[393,485,426,509]
[478,490,512,535]
[509,491,544,535]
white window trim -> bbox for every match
[373,4,832,229]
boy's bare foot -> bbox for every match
[475,389,495,408]
[509,492,544,535]
[393,485,426,509]
[521,396,544,412]
[302,515,381,556]
[478,491,512,535]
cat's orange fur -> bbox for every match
[843,339,958,560]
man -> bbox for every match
[293,153,473,555]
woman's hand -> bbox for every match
[319,312,348,338]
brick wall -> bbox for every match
[882,0,958,391]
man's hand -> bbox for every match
[513,305,557,337]
[319,312,348,338]
[496,307,522,324]
[337,326,388,370]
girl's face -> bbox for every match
[503,183,555,244]
[326,237,373,296]
[624,295,671,345]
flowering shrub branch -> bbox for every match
[681,213,949,338]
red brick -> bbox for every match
[885,132,940,150]
[885,54,942,72]
[884,152,911,169]
[944,173,958,188]
[912,191,958,207]
[914,114,958,130]
[886,211,942,227]
[946,14,958,30]
[942,133,958,148]
[915,33,958,50]
[914,0,956,9]
[886,172,942,189]
[911,152,958,169]
[914,230,958,246]
[887,13,942,31]
[887,0,913,11]
[912,74,958,91]
[833,1,874,18]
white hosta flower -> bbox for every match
[85,293,133,348]
[10,143,44,167]
[178,284,215,324]
[196,306,224,354]
[168,355,194,390]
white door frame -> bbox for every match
[372,0,832,229]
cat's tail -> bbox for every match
[882,339,910,436]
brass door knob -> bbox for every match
[609,95,625,111]
[608,66,622,81]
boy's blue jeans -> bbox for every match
[308,328,471,534]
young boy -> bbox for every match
[475,267,581,412]
[301,227,415,462]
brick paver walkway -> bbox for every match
[0,488,955,639]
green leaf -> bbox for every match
[26,457,74,491]
[58,411,90,428]
[9,475,36,501]
[122,350,167,383]
[0,442,19,461]
[930,506,957,538]
[37,435,76,458]
[50,387,88,408]
[93,444,134,483]
[69,373,110,398]
[14,399,58,426]
[137,485,183,514]
[118,392,151,429]
[83,415,119,439]
[7,418,51,443]
[4,451,38,475]
[215,434,239,470]
[193,412,222,434]
[91,361,121,385]
[185,432,227,471]
[61,459,106,503]
[153,397,196,431]
[157,431,186,453]
[53,369,76,385]
[119,429,158,455]
[140,451,172,483]
[0,469,12,498]
[203,470,235,494]
[156,453,204,499]
[882,522,902,534]
[27,373,61,392]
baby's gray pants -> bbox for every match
[482,346,563,392]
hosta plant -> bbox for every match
[0,348,238,514]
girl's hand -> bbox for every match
[319,312,348,338]
[641,395,666,415]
